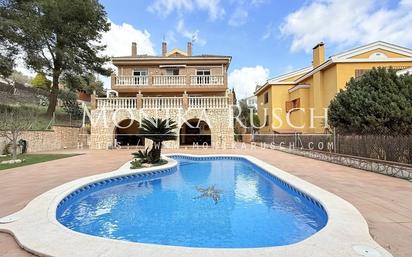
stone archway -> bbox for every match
[179,119,212,146]
[114,119,144,147]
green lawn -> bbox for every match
[0,154,79,170]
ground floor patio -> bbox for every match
[0,146,411,257]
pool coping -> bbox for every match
[0,153,393,257]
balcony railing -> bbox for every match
[113,75,225,87]
[190,75,224,86]
[96,97,136,109]
[152,75,186,86]
[96,96,230,109]
[115,75,148,86]
[142,97,183,109]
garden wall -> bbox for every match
[0,125,89,154]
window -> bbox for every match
[265,115,270,127]
[166,68,179,76]
[263,92,269,104]
[133,70,147,85]
[285,98,300,113]
[196,69,211,84]
[354,69,371,78]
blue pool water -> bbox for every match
[57,156,327,248]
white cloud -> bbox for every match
[261,22,274,40]
[228,7,248,27]
[229,66,270,100]
[176,19,207,46]
[99,20,156,89]
[280,0,412,53]
[101,20,155,57]
[148,0,224,21]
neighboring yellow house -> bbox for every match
[255,41,412,134]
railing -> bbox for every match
[190,75,224,86]
[153,75,186,86]
[96,97,136,109]
[113,75,225,86]
[96,96,230,110]
[189,96,228,109]
[142,97,183,109]
[115,76,148,86]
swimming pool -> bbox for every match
[56,155,327,248]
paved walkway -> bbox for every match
[0,147,411,257]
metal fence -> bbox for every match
[253,133,412,164]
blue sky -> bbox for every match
[97,0,412,98]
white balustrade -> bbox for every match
[153,75,186,86]
[114,75,224,87]
[142,97,183,109]
[96,97,136,109]
[190,75,224,86]
[96,96,229,110]
[115,76,148,86]
[188,96,228,109]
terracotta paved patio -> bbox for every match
[0,147,411,257]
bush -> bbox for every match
[329,67,412,135]
[132,148,152,163]
[130,159,143,169]
[58,90,82,119]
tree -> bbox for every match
[328,67,412,135]
[139,118,177,163]
[0,106,36,159]
[10,71,32,85]
[1,0,112,117]
[31,73,51,89]
[62,72,105,95]
[236,99,260,132]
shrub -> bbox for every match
[328,67,412,135]
[58,90,82,119]
[132,148,151,163]
[130,159,143,169]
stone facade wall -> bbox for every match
[0,126,89,154]
[90,108,234,150]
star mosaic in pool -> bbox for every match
[193,185,222,205]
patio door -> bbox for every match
[196,69,210,84]
[133,70,147,85]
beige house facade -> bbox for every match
[90,42,235,149]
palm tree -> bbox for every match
[140,117,177,163]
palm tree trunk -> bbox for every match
[149,141,162,163]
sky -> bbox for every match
[16,0,412,99]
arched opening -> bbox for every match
[180,119,211,146]
[115,119,145,147]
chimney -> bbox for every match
[162,41,167,56]
[131,42,137,57]
[187,42,192,56]
[313,42,325,67]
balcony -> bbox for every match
[113,75,225,87]
[95,95,231,110]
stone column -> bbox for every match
[226,89,234,105]
[111,73,116,87]
[136,91,143,109]
[183,91,189,110]
[90,90,97,110]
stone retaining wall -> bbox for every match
[0,126,89,154]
